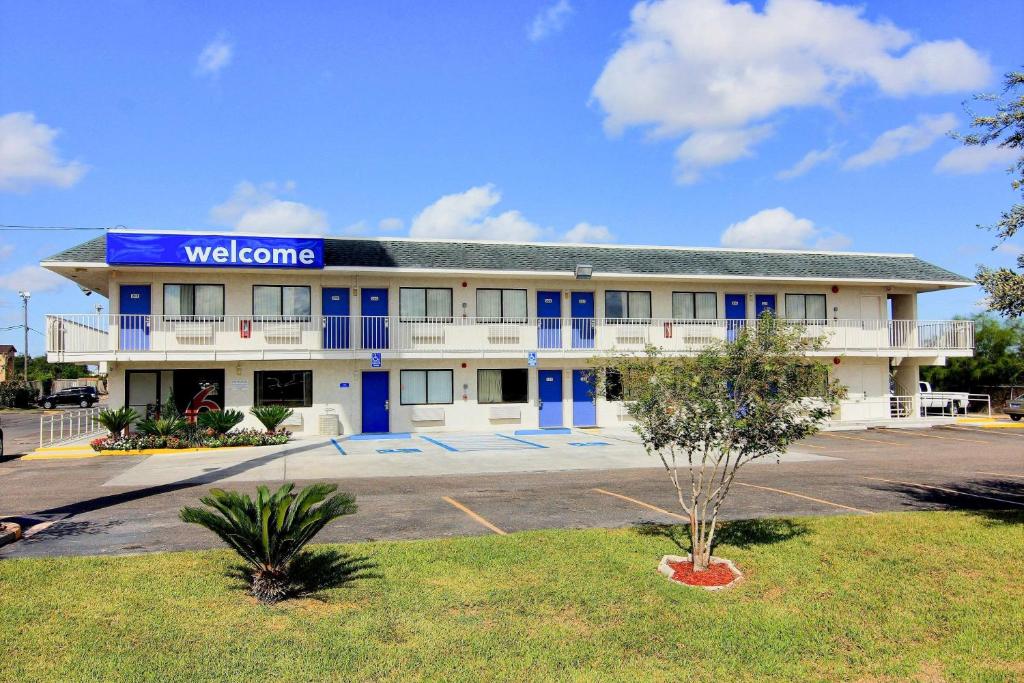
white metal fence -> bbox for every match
[46,314,975,356]
[39,407,105,448]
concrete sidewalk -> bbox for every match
[102,429,833,487]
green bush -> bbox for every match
[97,406,139,436]
[180,483,357,603]
[198,409,245,435]
[0,381,37,408]
[250,405,294,433]
[91,429,291,452]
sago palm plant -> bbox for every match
[180,483,357,603]
[97,406,139,436]
[136,416,187,437]
[250,405,294,433]
[198,408,245,434]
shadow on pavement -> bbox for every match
[20,440,331,521]
[870,477,1024,524]
[634,517,809,553]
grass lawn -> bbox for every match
[1,511,1022,682]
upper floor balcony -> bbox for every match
[45,314,975,362]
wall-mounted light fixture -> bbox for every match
[574,264,593,280]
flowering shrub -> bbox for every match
[91,429,291,452]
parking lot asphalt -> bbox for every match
[1,424,1021,559]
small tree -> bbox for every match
[594,315,845,571]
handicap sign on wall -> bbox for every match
[370,352,382,368]
[527,352,537,367]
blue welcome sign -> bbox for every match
[106,232,325,269]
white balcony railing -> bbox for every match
[45,315,975,357]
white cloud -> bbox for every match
[0,112,88,192]
[776,144,841,180]
[196,34,233,77]
[378,217,404,232]
[934,144,1019,175]
[720,207,849,250]
[674,125,772,184]
[528,0,573,41]
[410,185,542,240]
[564,222,615,242]
[591,0,990,182]
[210,181,328,233]
[0,265,67,294]
[844,113,956,170]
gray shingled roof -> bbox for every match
[43,234,970,283]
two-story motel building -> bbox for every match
[41,230,975,435]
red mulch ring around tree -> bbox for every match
[666,560,736,587]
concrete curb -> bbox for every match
[657,554,744,591]
[0,522,22,547]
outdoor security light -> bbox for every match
[574,264,593,280]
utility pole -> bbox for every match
[18,291,30,381]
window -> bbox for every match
[476,289,527,322]
[672,292,717,320]
[255,370,312,407]
[400,369,454,405]
[605,369,623,401]
[477,368,528,403]
[163,284,224,319]
[605,290,652,323]
[785,294,827,322]
[400,288,453,321]
[253,285,311,319]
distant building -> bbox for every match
[0,345,16,382]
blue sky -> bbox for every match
[1,0,1022,352]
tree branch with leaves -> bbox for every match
[957,70,1024,317]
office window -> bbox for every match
[163,284,224,319]
[255,370,312,407]
[400,288,453,321]
[605,290,652,323]
[477,368,529,403]
[253,285,311,318]
[785,294,827,322]
[476,288,528,322]
[672,292,717,320]
[400,369,454,405]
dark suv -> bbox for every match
[39,386,99,409]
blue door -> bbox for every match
[361,288,388,349]
[754,294,776,318]
[119,284,151,350]
[537,291,561,349]
[322,288,350,349]
[725,293,747,341]
[361,371,390,433]
[572,370,597,427]
[570,292,595,349]
[538,369,563,427]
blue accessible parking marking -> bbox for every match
[330,438,346,455]
[568,441,611,447]
[376,448,422,454]
[418,433,546,452]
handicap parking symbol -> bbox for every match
[527,352,537,367]
[370,352,382,368]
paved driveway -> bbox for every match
[1,425,1021,558]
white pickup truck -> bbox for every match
[918,381,970,415]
